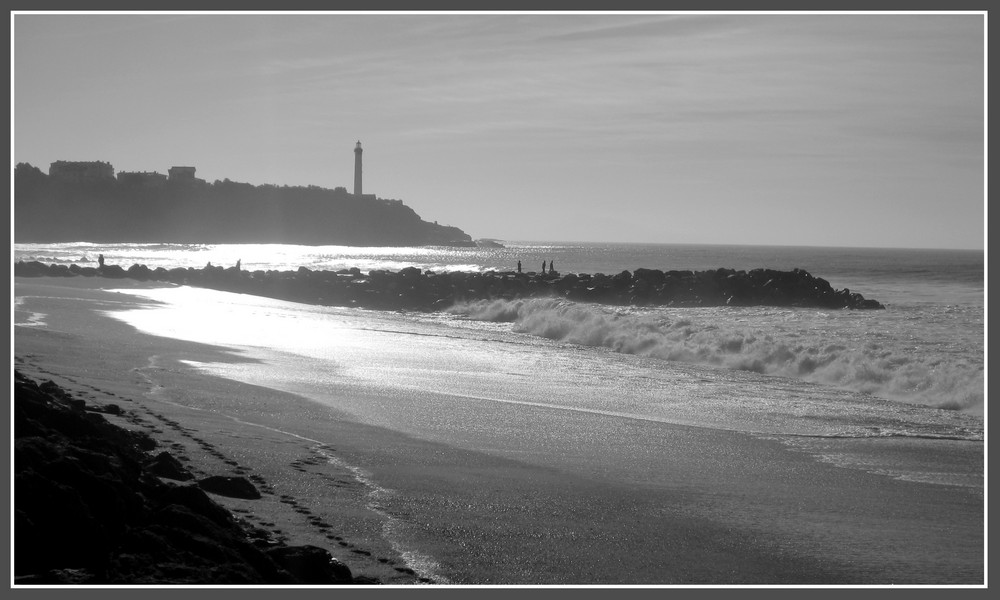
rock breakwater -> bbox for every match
[14,260,885,310]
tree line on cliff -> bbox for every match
[13,163,471,246]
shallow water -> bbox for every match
[104,285,983,491]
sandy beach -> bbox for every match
[12,276,985,586]
[14,277,434,584]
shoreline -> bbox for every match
[12,277,984,585]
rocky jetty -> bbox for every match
[14,260,886,311]
[13,370,367,585]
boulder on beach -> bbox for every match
[145,451,193,481]
[197,475,262,500]
[267,545,354,585]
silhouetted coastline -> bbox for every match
[14,260,886,310]
[14,162,471,246]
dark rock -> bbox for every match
[197,475,262,500]
[267,545,354,584]
[157,484,239,528]
[16,259,885,310]
[127,263,152,280]
[633,268,666,286]
[85,403,123,416]
[14,260,50,277]
[14,468,113,574]
[13,371,360,584]
[100,264,127,278]
[15,568,100,585]
[146,451,193,481]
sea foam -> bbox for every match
[448,297,984,414]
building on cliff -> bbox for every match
[48,160,115,183]
[168,166,205,184]
[117,171,167,187]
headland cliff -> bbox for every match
[14,163,471,246]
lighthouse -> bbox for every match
[353,141,363,196]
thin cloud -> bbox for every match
[536,13,745,43]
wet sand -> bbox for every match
[12,277,985,585]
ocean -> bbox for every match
[14,241,985,417]
[13,240,985,584]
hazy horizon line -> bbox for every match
[11,239,984,253]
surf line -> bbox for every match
[384,381,982,444]
[133,354,452,585]
[385,380,744,434]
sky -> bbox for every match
[12,12,985,249]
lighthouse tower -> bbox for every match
[353,141,363,196]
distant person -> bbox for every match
[549,260,555,273]
[517,260,522,273]
[97,254,104,268]
[542,261,546,274]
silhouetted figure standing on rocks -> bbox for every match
[549,260,555,273]
[542,261,547,274]
[517,260,522,273]
[97,254,104,268]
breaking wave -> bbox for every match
[448,297,984,414]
